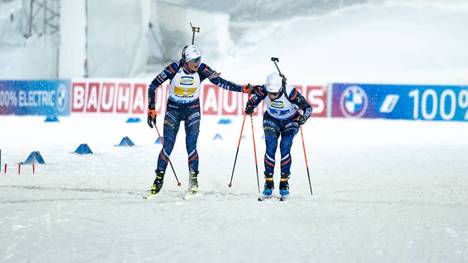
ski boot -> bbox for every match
[279,173,290,199]
[188,171,199,194]
[262,172,274,197]
[150,170,165,195]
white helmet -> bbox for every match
[265,72,283,93]
[183,45,201,62]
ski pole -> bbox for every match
[154,125,181,187]
[300,126,313,195]
[228,112,248,187]
[249,114,261,194]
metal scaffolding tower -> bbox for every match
[24,0,60,38]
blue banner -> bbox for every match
[0,80,71,116]
[331,83,468,121]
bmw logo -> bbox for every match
[56,84,68,112]
[340,85,368,118]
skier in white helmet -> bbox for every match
[245,72,312,199]
[146,45,252,197]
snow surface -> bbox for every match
[0,115,468,262]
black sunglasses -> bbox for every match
[267,92,281,97]
[188,57,201,63]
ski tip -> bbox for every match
[183,191,198,200]
[143,193,157,200]
[257,197,264,201]
[258,194,273,201]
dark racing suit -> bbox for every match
[246,84,312,176]
[148,61,246,174]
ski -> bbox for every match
[143,192,158,200]
[183,192,196,200]
[257,195,288,201]
[257,195,273,201]
[183,188,198,200]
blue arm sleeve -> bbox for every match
[198,63,244,93]
[253,85,268,97]
[148,63,179,107]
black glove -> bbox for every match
[295,114,309,126]
[296,107,312,126]
[147,106,157,128]
[245,104,255,115]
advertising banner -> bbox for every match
[71,79,328,117]
[71,80,148,114]
[295,85,328,118]
[0,80,71,116]
[332,83,468,121]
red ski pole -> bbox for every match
[228,113,248,187]
[300,126,313,195]
[250,114,261,194]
